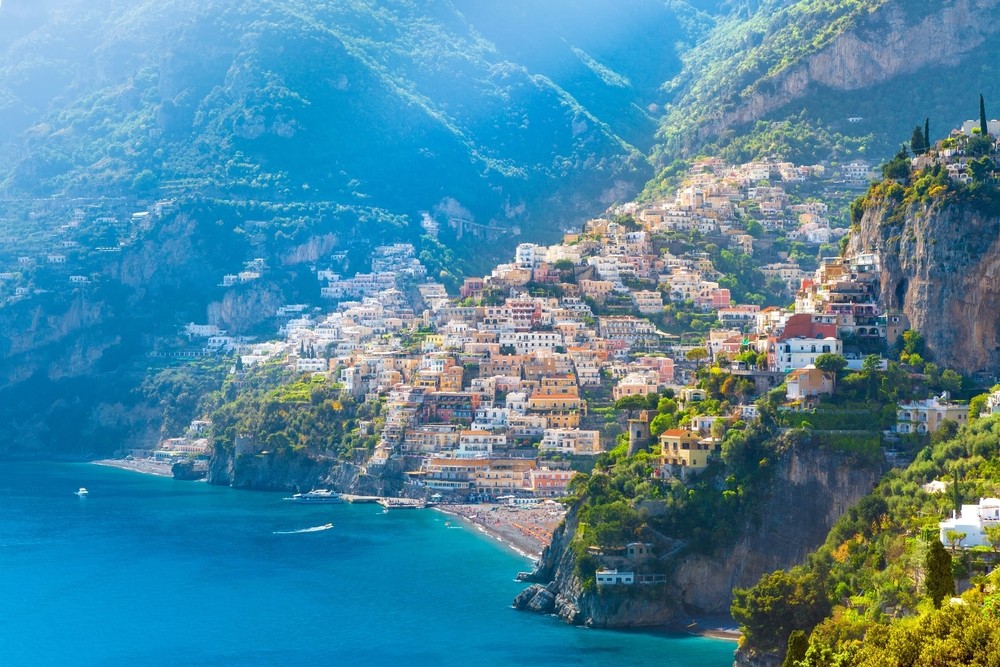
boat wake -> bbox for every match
[273,523,333,535]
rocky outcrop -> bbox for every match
[207,445,407,495]
[695,0,1000,142]
[849,190,1000,375]
[207,281,285,333]
[515,445,882,628]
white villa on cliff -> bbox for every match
[938,498,1000,547]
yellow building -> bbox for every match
[660,429,718,470]
[474,459,537,494]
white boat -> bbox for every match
[75,487,89,497]
[285,489,342,503]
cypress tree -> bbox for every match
[925,117,930,150]
[953,469,962,514]
[980,94,988,136]
[925,539,955,607]
[910,126,926,155]
[782,630,808,667]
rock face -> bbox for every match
[515,446,882,629]
[849,191,1000,375]
[207,446,407,496]
[695,0,1000,143]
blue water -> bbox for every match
[0,463,735,666]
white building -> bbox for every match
[498,331,563,355]
[515,243,543,269]
[455,431,507,458]
[596,569,634,586]
[772,336,842,372]
[939,498,1000,548]
[539,428,602,456]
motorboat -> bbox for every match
[76,487,89,497]
[285,489,342,503]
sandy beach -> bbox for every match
[672,614,741,641]
[92,458,176,477]
[437,503,566,559]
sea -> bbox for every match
[0,463,735,666]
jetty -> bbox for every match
[340,494,381,504]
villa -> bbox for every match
[939,498,1000,548]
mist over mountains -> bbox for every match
[0,0,717,237]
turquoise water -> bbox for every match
[0,463,735,666]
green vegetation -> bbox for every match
[734,414,1000,662]
[206,362,378,462]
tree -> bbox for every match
[782,630,808,667]
[882,145,910,181]
[732,567,830,652]
[901,329,924,356]
[861,354,882,401]
[686,347,709,369]
[945,530,966,553]
[614,394,649,417]
[981,93,989,137]
[968,156,994,184]
[649,413,673,437]
[924,539,954,607]
[910,125,926,155]
[970,391,993,419]
[925,117,931,150]
[131,168,157,192]
[967,134,994,157]
[939,369,963,395]
[814,353,847,374]
[985,524,1000,555]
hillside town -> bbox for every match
[139,149,989,504]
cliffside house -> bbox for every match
[896,394,969,434]
[785,366,836,401]
[939,498,1000,548]
[595,569,634,586]
[659,429,719,472]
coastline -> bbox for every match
[674,616,741,642]
[92,458,176,478]
[435,503,565,561]
[85,461,741,642]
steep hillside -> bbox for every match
[514,429,883,628]
[848,167,1000,376]
[649,0,1000,180]
[0,0,724,458]
[0,0,721,238]
[730,414,1000,667]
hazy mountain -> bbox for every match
[0,0,720,239]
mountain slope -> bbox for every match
[0,0,721,237]
[649,0,1000,176]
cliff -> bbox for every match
[514,445,882,628]
[849,182,1000,375]
[694,0,1000,143]
[207,445,407,496]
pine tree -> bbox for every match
[925,539,955,607]
[981,94,989,136]
[925,117,931,150]
[910,125,926,155]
